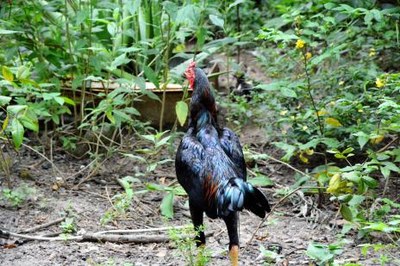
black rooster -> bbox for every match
[175,62,271,265]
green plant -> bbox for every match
[306,241,345,265]
[169,225,211,266]
[1,183,36,207]
[60,217,77,235]
[101,176,139,225]
[359,242,400,266]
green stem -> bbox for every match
[159,15,171,132]
[302,49,324,136]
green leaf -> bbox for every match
[353,132,369,149]
[19,111,39,132]
[61,96,76,106]
[11,119,24,149]
[196,27,207,49]
[175,101,188,126]
[326,173,341,194]
[2,66,14,82]
[362,176,378,188]
[380,166,391,179]
[325,117,342,127]
[306,243,334,264]
[340,204,353,221]
[143,65,159,88]
[111,53,131,70]
[209,15,224,30]
[123,107,140,116]
[54,96,65,106]
[7,105,27,115]
[228,0,245,10]
[280,87,297,98]
[274,142,296,161]
[0,95,12,106]
[0,29,22,34]
[248,175,274,187]
[106,110,115,124]
[16,65,30,80]
[2,114,9,132]
[113,109,132,123]
[160,192,174,219]
[348,195,365,207]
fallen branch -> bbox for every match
[0,228,214,244]
[18,217,66,234]
[95,225,189,235]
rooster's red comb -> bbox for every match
[188,61,196,68]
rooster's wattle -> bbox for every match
[175,62,271,265]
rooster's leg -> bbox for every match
[223,213,239,266]
[189,201,205,246]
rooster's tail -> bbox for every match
[217,178,271,218]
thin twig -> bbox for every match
[378,136,399,153]
[260,155,312,178]
[18,217,66,234]
[21,143,63,176]
[243,186,324,251]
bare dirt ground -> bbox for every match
[0,127,398,266]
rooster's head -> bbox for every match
[184,61,196,89]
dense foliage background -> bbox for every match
[1,0,399,265]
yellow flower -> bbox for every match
[305,52,312,60]
[376,78,385,88]
[295,39,305,49]
[369,48,376,57]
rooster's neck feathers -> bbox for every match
[189,67,217,129]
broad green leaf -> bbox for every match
[110,53,131,70]
[0,95,12,106]
[228,0,245,10]
[61,96,76,106]
[382,162,400,173]
[348,195,365,207]
[209,15,224,30]
[19,111,39,132]
[325,117,342,127]
[353,132,369,149]
[16,65,30,80]
[42,92,61,101]
[326,173,341,194]
[143,65,159,88]
[142,88,161,101]
[380,166,391,179]
[175,101,188,126]
[54,96,65,106]
[11,119,24,149]
[340,204,353,221]
[248,175,274,187]
[7,105,27,115]
[106,110,115,124]
[123,107,140,116]
[274,142,296,161]
[306,243,334,263]
[196,27,207,49]
[113,109,132,123]
[160,192,174,219]
[361,176,378,188]
[280,87,297,98]
[2,66,14,82]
